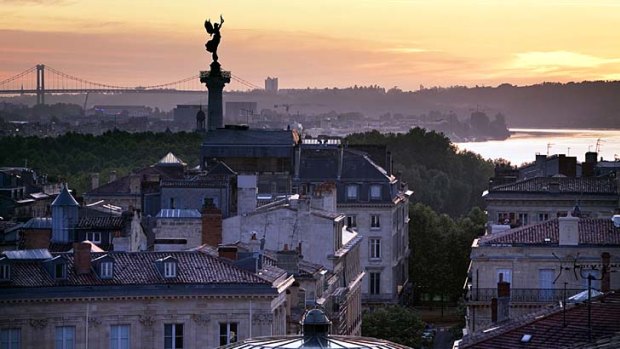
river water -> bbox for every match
[455,128,620,166]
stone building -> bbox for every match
[222,189,364,336]
[294,140,411,306]
[0,246,293,348]
[484,176,619,228]
[464,214,620,333]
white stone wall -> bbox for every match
[153,218,202,251]
[0,295,278,349]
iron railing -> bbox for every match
[465,288,584,303]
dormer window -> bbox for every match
[370,185,382,200]
[156,256,178,279]
[101,262,113,278]
[93,254,115,279]
[164,261,176,278]
[346,185,358,200]
[55,263,66,279]
[86,232,102,244]
[0,261,10,281]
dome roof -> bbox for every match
[219,309,410,349]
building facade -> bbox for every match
[0,247,292,348]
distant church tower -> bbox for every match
[196,105,206,132]
[51,184,79,243]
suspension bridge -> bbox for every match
[0,64,263,104]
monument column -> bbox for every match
[200,62,230,131]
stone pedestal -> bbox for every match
[200,61,231,131]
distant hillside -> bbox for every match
[3,80,619,128]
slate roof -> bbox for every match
[0,251,270,289]
[22,217,52,230]
[51,185,78,206]
[459,291,620,349]
[208,161,237,176]
[478,218,620,246]
[298,147,391,182]
[203,129,297,146]
[77,216,125,230]
[489,177,617,194]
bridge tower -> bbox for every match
[200,61,230,131]
[36,64,45,105]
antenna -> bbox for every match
[547,143,554,156]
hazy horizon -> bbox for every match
[2,0,620,91]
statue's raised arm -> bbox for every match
[205,15,224,62]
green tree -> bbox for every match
[362,306,425,347]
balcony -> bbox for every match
[465,288,585,303]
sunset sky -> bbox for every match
[1,0,620,91]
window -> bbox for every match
[346,185,358,200]
[370,215,380,229]
[219,323,238,346]
[538,213,549,222]
[55,263,66,279]
[164,262,176,278]
[169,198,175,209]
[517,213,528,226]
[164,324,183,349]
[111,325,130,349]
[55,326,75,349]
[86,232,101,244]
[0,264,9,281]
[101,262,113,279]
[1,328,20,349]
[370,185,381,200]
[369,239,381,259]
[369,272,381,295]
[496,268,512,284]
[346,215,357,228]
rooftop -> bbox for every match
[459,291,620,349]
[488,176,617,195]
[477,218,620,246]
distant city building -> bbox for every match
[265,77,278,93]
[225,101,258,124]
[92,105,151,118]
[173,104,204,131]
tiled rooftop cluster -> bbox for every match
[490,177,618,194]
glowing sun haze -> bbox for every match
[1,0,619,90]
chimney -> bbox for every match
[91,173,100,190]
[237,174,258,215]
[559,212,579,246]
[602,252,611,292]
[73,242,91,275]
[109,170,117,183]
[201,198,223,246]
[129,174,141,194]
[310,182,337,212]
[492,273,511,323]
[276,249,299,275]
[218,245,238,260]
[248,232,261,252]
[22,229,51,249]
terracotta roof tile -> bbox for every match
[0,251,270,288]
[479,218,620,246]
[460,291,620,349]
